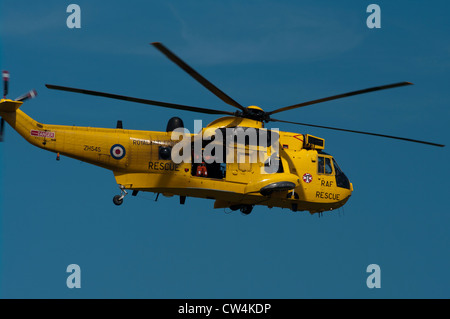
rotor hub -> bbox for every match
[241,105,269,122]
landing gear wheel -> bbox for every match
[240,205,253,215]
[113,195,123,206]
[112,184,128,206]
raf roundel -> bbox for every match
[302,173,313,183]
[110,144,126,160]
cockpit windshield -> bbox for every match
[332,158,350,189]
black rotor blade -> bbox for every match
[3,71,9,98]
[151,42,246,112]
[15,89,37,102]
[0,118,4,142]
[268,82,413,116]
[270,118,445,147]
[45,84,235,116]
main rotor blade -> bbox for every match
[270,118,445,147]
[45,84,235,116]
[151,42,246,112]
[268,82,413,116]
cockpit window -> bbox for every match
[318,155,333,175]
[318,156,324,174]
[325,158,333,174]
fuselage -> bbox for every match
[0,99,353,214]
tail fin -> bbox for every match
[0,99,24,142]
[0,70,36,112]
[0,71,38,142]
[0,99,23,113]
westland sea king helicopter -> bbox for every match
[0,43,444,215]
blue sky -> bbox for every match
[1,0,449,298]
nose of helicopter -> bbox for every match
[333,158,353,206]
[347,182,354,198]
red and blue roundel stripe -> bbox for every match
[110,144,126,160]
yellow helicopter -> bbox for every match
[0,42,444,215]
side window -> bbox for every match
[318,156,325,174]
[318,156,333,175]
[325,157,333,174]
[264,154,284,174]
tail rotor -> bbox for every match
[3,71,9,98]
[15,89,38,102]
[0,117,4,142]
[0,71,8,141]
[0,71,37,142]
